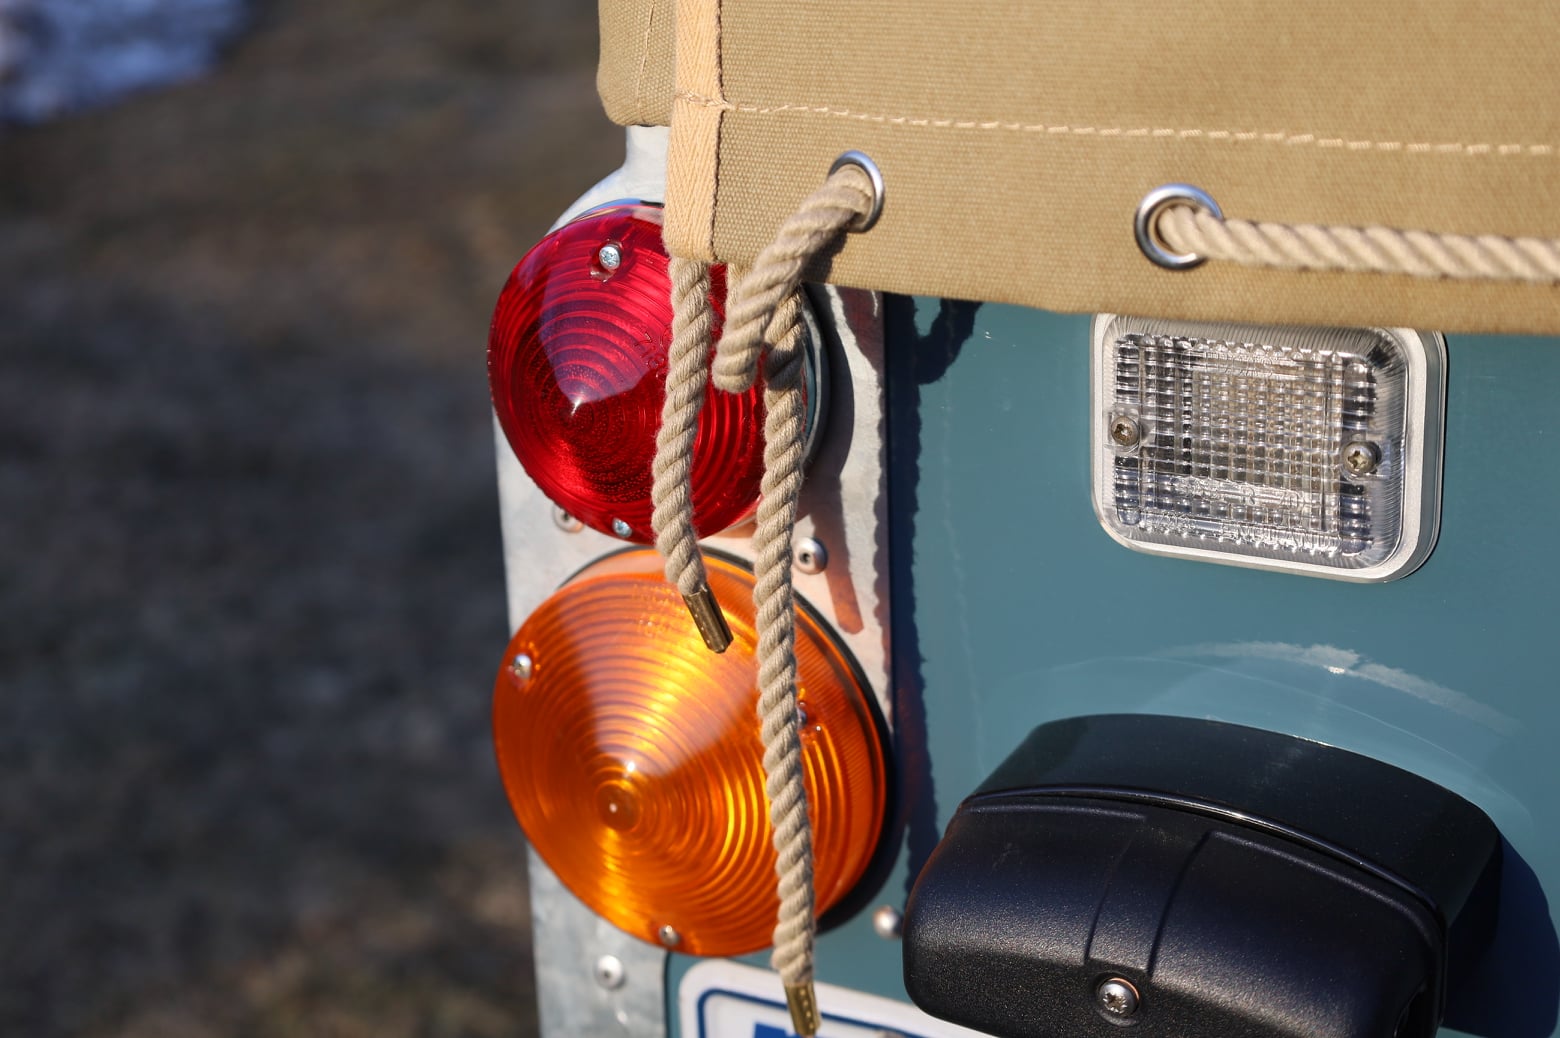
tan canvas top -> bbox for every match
[601,0,1560,334]
[598,0,674,127]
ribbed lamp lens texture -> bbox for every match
[488,204,763,542]
[492,550,887,957]
[1108,328,1408,567]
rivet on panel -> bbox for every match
[872,904,904,940]
[593,954,625,990]
[794,537,828,574]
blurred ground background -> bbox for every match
[0,1,619,1033]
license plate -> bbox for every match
[679,960,990,1038]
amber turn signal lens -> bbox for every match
[492,549,888,957]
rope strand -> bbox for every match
[715,168,875,393]
[750,291,815,997]
[652,257,732,652]
[654,160,875,1038]
[1159,204,1560,283]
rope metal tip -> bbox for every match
[784,981,820,1037]
[682,585,733,653]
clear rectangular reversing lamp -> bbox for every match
[1090,316,1445,582]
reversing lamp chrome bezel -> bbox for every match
[1090,316,1446,582]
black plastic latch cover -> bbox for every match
[902,715,1500,1038]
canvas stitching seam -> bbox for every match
[631,3,657,110]
[708,0,726,258]
[674,91,1557,157]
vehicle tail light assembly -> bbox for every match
[488,202,765,543]
[491,549,889,957]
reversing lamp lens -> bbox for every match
[492,549,888,956]
[487,203,768,542]
[1090,316,1445,582]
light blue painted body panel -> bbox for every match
[668,298,1560,1038]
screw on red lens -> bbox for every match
[488,203,766,542]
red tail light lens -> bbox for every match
[488,203,767,542]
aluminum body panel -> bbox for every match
[528,848,667,1038]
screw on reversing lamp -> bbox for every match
[1343,440,1381,476]
[1109,415,1141,448]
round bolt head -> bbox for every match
[594,954,626,990]
[511,653,533,680]
[794,537,828,575]
[1109,415,1141,448]
[597,243,623,271]
[611,518,633,539]
[657,924,681,948]
[871,904,904,940]
[1096,978,1140,1018]
[553,506,583,533]
[1343,440,1381,476]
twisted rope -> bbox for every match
[653,161,874,1038]
[651,257,731,652]
[714,165,875,393]
[718,169,870,1038]
[748,289,816,998]
[1159,204,1560,283]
